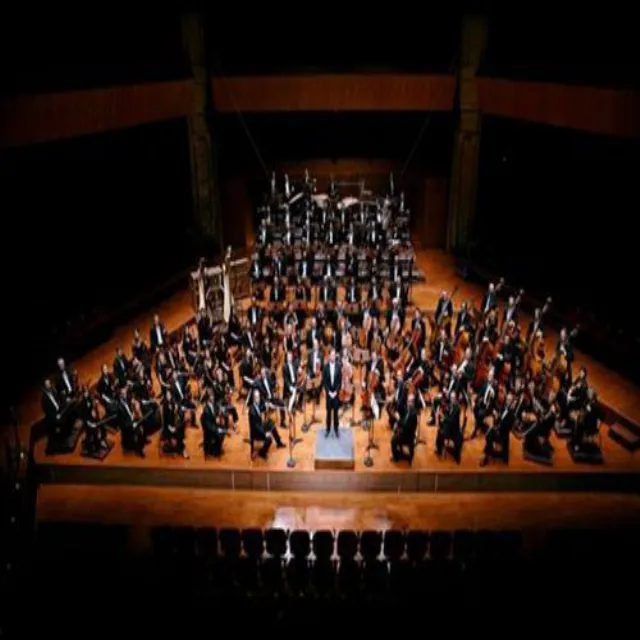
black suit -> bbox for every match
[481,293,497,315]
[436,403,462,463]
[201,401,223,457]
[346,286,360,304]
[283,361,298,400]
[391,407,417,462]
[435,298,453,323]
[249,402,283,457]
[322,362,342,435]
[485,406,515,462]
[257,374,286,426]
[455,310,472,335]
[306,327,321,350]
[149,322,167,352]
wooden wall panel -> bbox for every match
[212,74,456,112]
[0,80,196,147]
[413,177,449,249]
[477,77,640,138]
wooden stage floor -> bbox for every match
[27,249,640,494]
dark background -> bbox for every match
[1,8,638,406]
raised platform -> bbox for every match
[314,426,355,470]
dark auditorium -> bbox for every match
[1,7,639,636]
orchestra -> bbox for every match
[40,172,603,468]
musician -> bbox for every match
[298,250,312,280]
[96,364,117,413]
[132,329,151,377]
[322,349,342,437]
[240,349,257,394]
[406,347,432,394]
[132,369,161,434]
[56,358,77,401]
[162,390,189,459]
[226,310,243,347]
[258,218,270,248]
[387,371,408,432]
[200,389,225,458]
[571,387,600,452]
[368,277,382,309]
[256,367,286,428]
[113,347,130,388]
[479,392,516,466]
[182,327,199,371]
[251,252,262,281]
[270,275,286,307]
[471,368,497,439]
[117,387,145,457]
[319,276,337,304]
[366,350,385,399]
[494,334,514,381]
[326,222,337,247]
[410,309,426,351]
[524,389,558,458]
[150,314,167,352]
[307,339,323,404]
[283,351,299,406]
[481,282,498,316]
[42,378,69,442]
[502,295,520,330]
[212,368,239,431]
[567,366,589,413]
[390,275,408,308]
[526,308,544,344]
[272,252,284,279]
[80,388,109,455]
[556,327,576,382]
[391,393,418,464]
[170,370,195,425]
[455,302,473,336]
[260,334,273,370]
[197,310,213,348]
[346,277,360,305]
[433,328,451,370]
[249,390,285,458]
[435,291,453,328]
[306,318,321,350]
[435,390,463,463]
[284,304,298,328]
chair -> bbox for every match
[452,529,476,564]
[429,530,452,561]
[337,530,358,562]
[195,527,218,561]
[360,530,382,562]
[242,528,264,560]
[383,529,405,563]
[265,528,287,559]
[289,530,311,560]
[219,527,242,559]
[312,530,335,562]
[406,530,429,564]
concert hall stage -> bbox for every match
[27,249,640,495]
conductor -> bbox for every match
[322,349,342,437]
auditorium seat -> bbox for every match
[265,528,287,558]
[452,529,476,564]
[383,529,405,562]
[312,529,335,562]
[219,527,242,559]
[311,558,336,597]
[429,530,452,560]
[337,530,358,562]
[195,526,218,562]
[289,529,311,560]
[242,527,264,559]
[360,529,382,562]
[406,530,429,563]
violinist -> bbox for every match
[42,378,69,443]
[433,328,451,370]
[283,351,299,406]
[390,274,408,309]
[391,393,418,464]
[567,366,589,413]
[526,308,544,345]
[113,347,130,388]
[366,350,385,398]
[494,334,514,382]
[368,277,382,311]
[117,387,146,458]
[79,387,108,455]
[270,275,285,305]
[97,364,118,413]
[346,277,360,305]
[306,318,321,350]
[298,250,312,280]
[182,327,199,372]
[502,295,520,331]
[170,370,196,425]
[249,389,285,459]
[471,368,497,439]
[556,327,576,383]
[429,364,461,427]
[56,357,78,403]
[200,388,225,458]
[435,390,462,464]
[150,314,167,352]
[455,301,473,336]
[213,368,239,432]
[284,303,298,328]
[435,291,454,328]
[240,349,257,394]
[260,334,273,370]
[132,328,151,378]
[256,367,286,428]
[481,282,498,316]
[133,368,161,433]
[307,339,324,404]
[247,296,261,331]
[406,347,432,394]
[160,390,188,458]
[227,309,243,347]
[523,389,558,459]
[410,309,426,351]
[479,391,516,467]
[571,387,600,453]
[322,349,342,437]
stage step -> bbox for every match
[608,423,640,452]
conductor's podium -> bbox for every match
[314,426,355,470]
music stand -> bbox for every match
[363,395,380,467]
[301,378,320,434]
[351,348,370,427]
[288,389,303,447]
